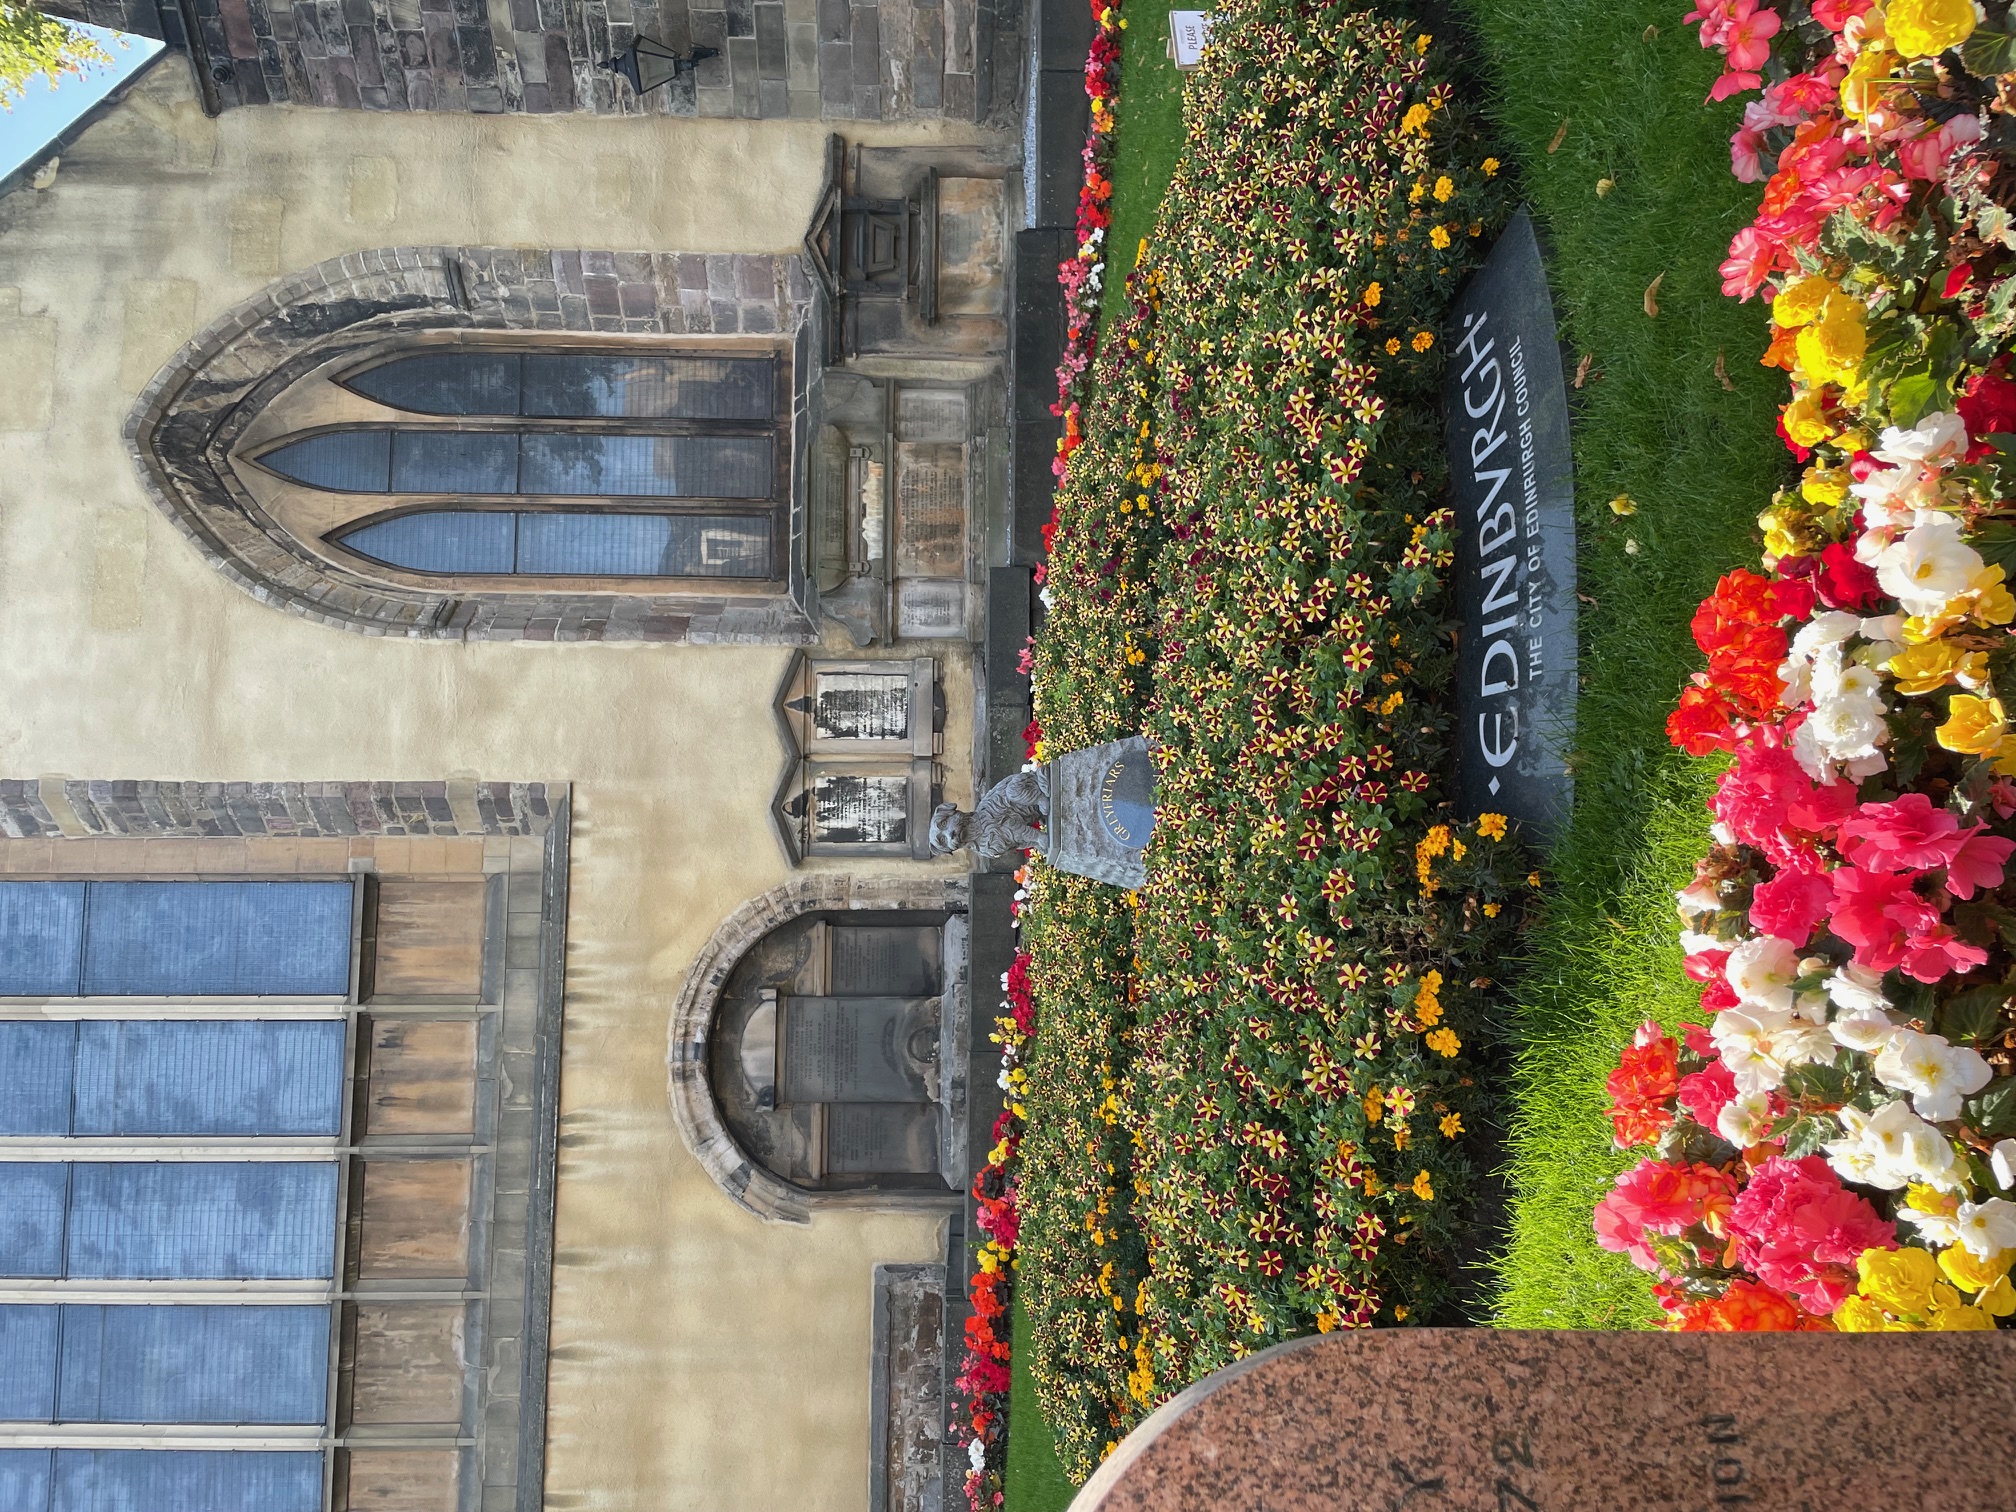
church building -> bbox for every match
[0,0,1075,1502]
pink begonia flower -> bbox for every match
[1748,865,1835,946]
[1728,1155,1896,1314]
[1808,0,1872,31]
[1594,1160,1741,1273]
[1712,736,1857,865]
[1944,829,2015,901]
[1838,792,1965,872]
[1721,225,1779,300]
[1898,113,1984,182]
[1828,866,1940,975]
[1732,121,1768,183]
[1683,0,1741,47]
[1898,924,1989,984]
[1677,1059,1739,1131]
[1710,70,1764,103]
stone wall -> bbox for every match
[47,0,1010,120]
[0,778,555,839]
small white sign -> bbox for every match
[1167,10,1215,70]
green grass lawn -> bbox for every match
[1096,0,1186,344]
[1004,1290,1078,1512]
[1455,0,1791,1324]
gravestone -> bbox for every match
[814,672,913,742]
[1047,736,1156,889]
[1069,1329,2016,1512]
[1443,208,1577,841]
[778,995,937,1104]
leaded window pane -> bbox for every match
[0,884,85,996]
[348,352,523,415]
[516,513,772,577]
[517,434,770,498]
[48,1305,330,1425]
[69,1021,346,1137]
[521,355,774,419]
[64,1162,338,1280]
[0,1022,77,1133]
[0,1166,69,1277]
[49,1449,322,1512]
[0,1450,50,1512]
[389,431,519,494]
[259,432,392,492]
[341,511,517,575]
[0,1307,60,1420]
[78,881,352,998]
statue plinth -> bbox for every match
[1045,736,1155,889]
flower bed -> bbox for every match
[1014,0,1525,1478]
[1596,0,2016,1331]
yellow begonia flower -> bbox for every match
[1783,392,1837,449]
[1938,694,2008,756]
[1857,1245,1941,1317]
[1833,1295,1896,1333]
[1794,295,1867,388]
[1888,639,1987,696]
[1887,0,1977,58]
[1761,511,1800,560]
[1840,44,1896,119]
[1773,275,1835,329]
[1801,465,1849,506]
[1971,565,2016,625]
[1939,1245,2016,1312]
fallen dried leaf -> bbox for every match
[1643,22,1660,40]
[1609,494,1637,517]
[1574,352,1594,388]
[1548,119,1570,154]
[1596,177,1615,198]
[1715,349,1735,391]
[1644,271,1665,317]
[1576,592,1599,607]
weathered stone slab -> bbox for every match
[1443,208,1577,841]
[1047,736,1154,889]
[1072,1329,2016,1512]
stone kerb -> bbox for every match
[666,873,969,1223]
[125,246,815,644]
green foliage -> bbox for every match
[1018,0,1526,1480]
[1454,0,1798,1326]
[0,4,110,109]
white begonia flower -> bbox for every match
[969,1438,987,1472]
[1679,928,1725,958]
[1899,1204,1965,1246]
[1992,1139,2016,1193]
[1792,688,1889,779]
[1713,1007,1791,1095]
[1826,1099,1963,1191]
[1778,656,1812,709]
[1829,1003,1899,1054]
[1861,613,1904,644]
[1952,1198,2016,1261]
[1726,935,1801,1012]
[1676,880,1722,922]
[1827,962,1890,1016]
[1873,410,1969,467]
[1791,612,1864,660]
[1877,515,1985,616]
[1872,1028,1994,1123]
[1717,1089,1776,1148]
[1773,1021,1838,1069]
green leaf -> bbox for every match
[1779,1115,1833,1159]
[1939,984,2012,1045]
[1965,1078,2016,1138]
[1962,23,2016,79]
[1784,1059,1855,1103]
[1889,370,1942,429]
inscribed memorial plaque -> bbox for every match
[894,442,968,578]
[896,579,966,639]
[1443,208,1577,840]
[812,772,911,846]
[813,672,913,743]
[827,1103,940,1175]
[779,996,934,1103]
[830,925,941,997]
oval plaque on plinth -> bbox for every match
[1045,736,1155,888]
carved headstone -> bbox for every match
[778,995,937,1104]
[1047,736,1156,889]
[1070,1329,2016,1512]
[1444,208,1577,840]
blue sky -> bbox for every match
[2,22,164,181]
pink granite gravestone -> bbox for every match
[1069,1328,2016,1512]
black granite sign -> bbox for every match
[1443,209,1577,839]
[1047,736,1156,889]
[780,996,934,1104]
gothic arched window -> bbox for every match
[238,341,792,592]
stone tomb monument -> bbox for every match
[1070,1329,2016,1512]
[1443,208,1578,841]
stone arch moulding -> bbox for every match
[667,874,969,1224]
[125,245,819,643]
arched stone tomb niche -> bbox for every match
[668,879,970,1222]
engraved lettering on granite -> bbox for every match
[830,925,940,997]
[828,1102,939,1174]
[780,996,931,1103]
